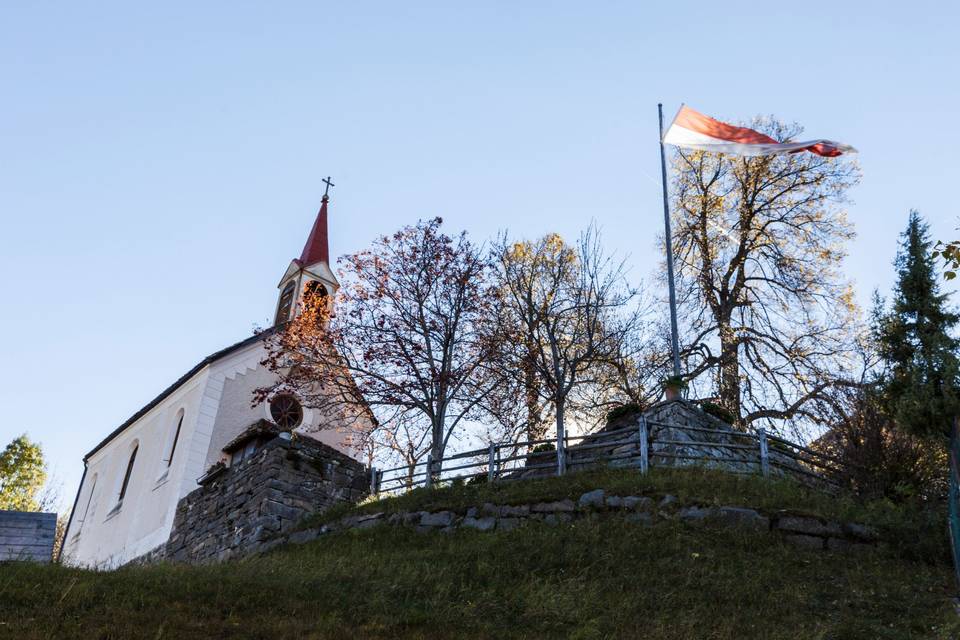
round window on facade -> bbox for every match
[269,394,303,429]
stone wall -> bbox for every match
[281,487,883,555]
[0,511,56,562]
[154,436,368,564]
[519,400,822,484]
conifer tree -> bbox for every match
[876,211,960,439]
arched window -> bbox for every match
[79,474,98,526]
[303,281,329,325]
[165,410,184,468]
[304,280,328,304]
[118,444,138,504]
[275,281,297,326]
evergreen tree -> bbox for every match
[876,211,960,439]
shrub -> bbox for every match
[531,442,556,454]
[699,401,736,425]
[817,386,947,501]
[467,473,488,486]
[605,403,642,425]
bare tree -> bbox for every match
[490,226,641,472]
[366,411,432,488]
[669,117,861,430]
[594,314,668,413]
[260,218,494,474]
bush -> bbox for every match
[699,401,736,425]
[467,473,488,486]
[817,387,947,501]
[531,442,556,454]
[605,403,642,425]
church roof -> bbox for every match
[83,329,275,462]
[297,195,330,268]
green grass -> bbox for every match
[1,468,957,639]
[305,467,947,562]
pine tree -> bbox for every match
[876,211,960,439]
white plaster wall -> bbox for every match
[62,368,213,568]
[204,342,367,468]
[62,335,371,569]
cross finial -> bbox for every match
[322,176,335,199]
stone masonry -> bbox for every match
[519,400,821,484]
[155,435,368,564]
[281,487,884,555]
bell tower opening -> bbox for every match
[274,280,297,326]
[273,177,340,328]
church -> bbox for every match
[61,190,372,568]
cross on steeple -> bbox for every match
[322,176,335,199]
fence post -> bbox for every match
[487,442,496,483]
[638,415,649,475]
[369,466,379,496]
[758,427,770,477]
[425,454,433,488]
[557,435,567,477]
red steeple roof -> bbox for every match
[298,195,329,267]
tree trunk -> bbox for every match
[555,400,566,475]
[406,461,417,489]
[718,323,741,425]
[523,346,541,446]
[431,414,445,480]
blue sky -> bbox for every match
[2,1,958,509]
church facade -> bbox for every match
[61,194,369,568]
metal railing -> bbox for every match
[367,417,847,497]
[948,419,960,590]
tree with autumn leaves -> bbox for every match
[487,228,645,472]
[261,219,645,475]
[260,218,495,476]
[0,434,48,511]
[260,121,956,500]
[669,117,861,430]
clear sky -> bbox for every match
[2,1,958,511]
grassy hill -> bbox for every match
[2,468,958,639]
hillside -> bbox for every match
[2,468,958,639]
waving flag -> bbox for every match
[662,105,857,157]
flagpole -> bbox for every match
[658,103,682,378]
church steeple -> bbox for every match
[299,194,330,268]
[274,178,340,327]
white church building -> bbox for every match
[61,193,367,568]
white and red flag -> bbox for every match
[662,105,856,157]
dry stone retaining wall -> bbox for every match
[519,401,820,483]
[148,437,368,564]
[276,487,882,556]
